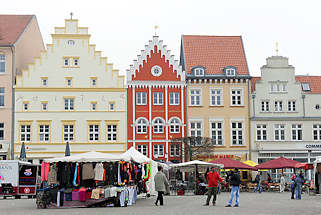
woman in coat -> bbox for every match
[154,165,169,206]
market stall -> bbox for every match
[313,156,321,194]
[37,150,153,209]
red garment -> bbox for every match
[41,162,49,181]
[206,171,223,187]
[291,174,296,180]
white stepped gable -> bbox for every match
[127,36,185,82]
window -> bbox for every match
[23,102,29,111]
[63,124,74,142]
[39,125,50,142]
[170,118,180,133]
[0,88,4,107]
[66,78,72,87]
[153,92,163,105]
[261,101,269,112]
[89,124,99,141]
[153,118,164,133]
[41,78,47,87]
[73,58,79,66]
[0,55,5,73]
[313,124,321,140]
[231,89,242,106]
[107,125,117,142]
[169,92,179,105]
[137,118,147,134]
[194,68,204,76]
[67,40,75,45]
[274,101,283,112]
[64,98,74,110]
[271,83,287,92]
[190,121,202,137]
[292,124,302,141]
[109,102,115,111]
[91,78,97,87]
[231,122,243,145]
[64,58,69,66]
[274,124,285,141]
[301,83,310,91]
[190,89,201,106]
[137,145,147,156]
[288,101,296,112]
[20,125,31,142]
[210,122,223,145]
[226,68,236,76]
[154,144,164,157]
[136,92,147,105]
[170,144,180,157]
[210,89,223,106]
[91,102,97,111]
[63,57,79,67]
[41,102,48,111]
[0,123,4,140]
[256,124,267,141]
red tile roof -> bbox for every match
[182,35,249,75]
[251,76,321,94]
[0,15,34,45]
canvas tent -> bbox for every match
[171,160,223,172]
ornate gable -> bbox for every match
[127,36,185,83]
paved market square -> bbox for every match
[0,192,320,215]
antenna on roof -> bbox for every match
[275,42,279,56]
[70,12,74,20]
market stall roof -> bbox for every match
[243,160,258,167]
[122,147,152,163]
[295,162,314,170]
[210,158,255,170]
[255,157,302,169]
[44,151,125,163]
[170,160,223,172]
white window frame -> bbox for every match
[20,125,31,142]
[136,92,147,105]
[169,92,179,105]
[137,145,147,156]
[230,89,243,106]
[189,89,201,106]
[313,124,321,141]
[256,124,267,141]
[274,101,283,112]
[89,124,99,142]
[288,100,296,112]
[64,98,74,110]
[261,100,270,112]
[64,58,69,66]
[23,102,29,111]
[107,124,117,142]
[109,102,115,111]
[92,79,97,87]
[226,68,236,76]
[194,68,204,76]
[153,92,163,105]
[170,144,180,157]
[0,55,5,73]
[0,123,4,140]
[210,88,223,106]
[39,124,50,142]
[230,120,244,145]
[41,103,47,111]
[209,120,224,145]
[63,124,74,142]
[154,144,164,157]
[0,88,4,107]
[136,118,148,134]
[153,118,165,133]
[91,103,97,111]
[73,58,79,67]
[169,118,181,133]
[274,124,285,141]
[189,120,203,137]
[67,79,72,87]
[291,124,303,141]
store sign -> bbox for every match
[305,144,321,149]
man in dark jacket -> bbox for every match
[203,167,223,206]
[254,172,261,193]
[226,168,241,207]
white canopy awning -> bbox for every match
[122,147,152,163]
[170,160,224,172]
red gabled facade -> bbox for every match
[127,36,186,163]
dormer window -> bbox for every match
[226,68,236,76]
[193,67,205,77]
[301,83,310,91]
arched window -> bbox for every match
[153,118,164,133]
[170,118,181,133]
[137,118,148,134]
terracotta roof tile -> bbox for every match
[0,15,33,45]
[182,35,249,75]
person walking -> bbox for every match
[290,174,296,199]
[280,174,286,192]
[154,165,169,206]
[295,172,305,200]
[253,172,261,193]
[225,168,241,207]
[203,167,223,206]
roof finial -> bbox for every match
[70,12,74,20]
[275,42,279,56]
[154,25,159,36]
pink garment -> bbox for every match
[41,162,49,181]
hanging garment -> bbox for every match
[79,187,87,202]
[48,164,58,185]
[41,162,49,182]
[117,163,121,185]
[73,163,79,186]
[72,189,80,201]
[91,188,101,199]
[94,163,104,181]
[82,163,95,180]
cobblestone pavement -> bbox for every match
[0,192,320,215]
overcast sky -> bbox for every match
[2,0,321,77]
